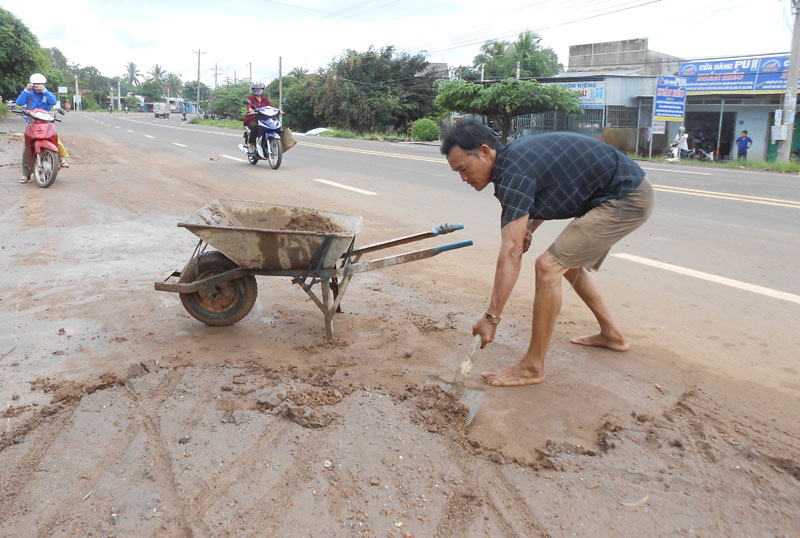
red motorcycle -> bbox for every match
[15,106,65,188]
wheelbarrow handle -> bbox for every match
[433,239,473,254]
[432,223,463,235]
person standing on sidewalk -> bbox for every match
[736,131,753,160]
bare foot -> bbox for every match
[481,362,545,387]
[570,333,629,352]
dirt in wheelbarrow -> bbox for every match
[1,129,799,537]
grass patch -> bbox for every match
[629,154,800,173]
[188,118,242,129]
[317,129,409,142]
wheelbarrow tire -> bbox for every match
[179,251,258,326]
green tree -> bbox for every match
[208,83,250,119]
[139,79,164,102]
[165,73,182,97]
[184,80,210,108]
[0,8,50,100]
[314,46,437,133]
[148,64,166,85]
[288,67,308,79]
[474,31,561,80]
[124,62,142,86]
[124,95,139,111]
[435,78,581,143]
[282,75,323,131]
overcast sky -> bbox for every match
[3,0,794,87]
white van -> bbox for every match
[154,102,169,119]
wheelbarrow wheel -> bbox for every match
[179,251,257,326]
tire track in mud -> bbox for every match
[234,427,330,533]
[0,405,78,517]
[432,448,550,538]
[123,368,200,537]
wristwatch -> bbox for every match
[483,312,501,325]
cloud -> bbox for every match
[115,28,160,50]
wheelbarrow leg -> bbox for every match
[321,278,335,342]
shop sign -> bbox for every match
[548,81,604,109]
[679,56,799,95]
[652,120,666,134]
[57,86,68,94]
[653,76,686,121]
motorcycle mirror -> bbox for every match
[57,108,66,116]
[242,99,251,105]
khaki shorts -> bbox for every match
[548,177,654,270]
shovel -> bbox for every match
[424,333,486,425]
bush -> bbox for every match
[0,101,8,117]
[411,118,439,141]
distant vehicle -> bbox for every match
[154,102,169,119]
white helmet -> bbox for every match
[251,80,265,89]
[29,73,47,84]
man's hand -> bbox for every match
[25,83,33,91]
[473,316,497,349]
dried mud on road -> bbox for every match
[1,125,798,537]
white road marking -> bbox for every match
[612,253,800,305]
[126,129,134,133]
[641,166,711,176]
[144,135,155,139]
[220,154,247,162]
[312,179,377,196]
[171,142,187,147]
[115,126,120,129]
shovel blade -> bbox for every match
[423,376,486,425]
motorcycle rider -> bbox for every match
[15,73,69,183]
[243,80,275,155]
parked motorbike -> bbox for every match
[694,142,715,162]
[14,106,65,188]
[239,101,283,169]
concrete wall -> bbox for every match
[733,109,769,160]
[569,39,648,71]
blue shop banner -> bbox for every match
[653,76,686,121]
[679,56,797,94]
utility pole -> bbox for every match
[234,71,237,85]
[778,0,800,161]
[279,57,283,112]
[194,48,206,115]
[117,79,121,110]
[516,61,520,79]
[213,63,221,89]
[247,62,252,82]
[481,64,485,82]
[74,75,80,111]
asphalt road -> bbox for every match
[51,111,800,394]
[71,111,800,290]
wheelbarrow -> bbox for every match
[154,198,473,341]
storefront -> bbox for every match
[677,56,793,161]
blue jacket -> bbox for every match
[16,88,58,110]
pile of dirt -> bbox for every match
[409,384,469,434]
[285,212,344,233]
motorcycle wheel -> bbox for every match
[178,251,258,326]
[267,137,282,169]
[34,149,59,188]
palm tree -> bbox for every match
[125,62,142,86]
[165,73,183,97]
[288,67,308,79]
[148,64,166,86]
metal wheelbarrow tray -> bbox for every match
[154,199,472,341]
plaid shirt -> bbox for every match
[492,132,645,227]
